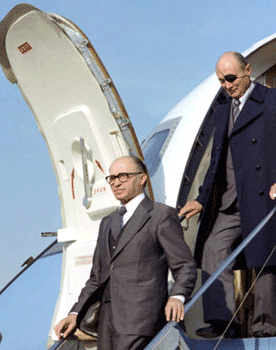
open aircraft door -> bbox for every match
[0,4,153,347]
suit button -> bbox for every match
[110,264,114,270]
[259,191,264,196]
[256,165,261,170]
[252,138,257,143]
[112,246,116,250]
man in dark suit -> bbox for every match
[55,156,197,350]
[179,51,276,338]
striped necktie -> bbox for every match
[232,98,240,123]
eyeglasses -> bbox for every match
[219,74,248,84]
[105,172,143,185]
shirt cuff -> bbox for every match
[170,294,185,304]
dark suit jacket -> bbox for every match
[70,196,197,336]
[195,82,276,269]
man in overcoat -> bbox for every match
[55,156,197,350]
[179,51,276,338]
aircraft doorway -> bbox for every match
[256,63,276,88]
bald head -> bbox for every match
[110,156,147,175]
[216,51,252,99]
[216,51,248,71]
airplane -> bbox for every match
[1,3,276,350]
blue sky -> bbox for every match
[1,0,276,348]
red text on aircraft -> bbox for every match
[17,42,33,55]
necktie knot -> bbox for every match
[118,205,127,216]
[233,98,240,108]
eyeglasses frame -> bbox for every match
[105,172,143,185]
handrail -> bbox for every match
[48,334,88,350]
[144,204,276,349]
[0,239,58,296]
[49,338,67,350]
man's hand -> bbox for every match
[178,200,203,220]
[54,314,77,341]
[269,183,276,200]
[165,297,184,322]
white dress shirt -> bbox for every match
[121,192,145,226]
[235,81,255,113]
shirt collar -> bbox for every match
[120,192,145,224]
[237,81,255,110]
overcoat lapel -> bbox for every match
[111,197,153,262]
[214,100,231,142]
[230,83,267,136]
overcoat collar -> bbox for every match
[107,196,153,262]
[215,83,268,138]
[231,82,267,136]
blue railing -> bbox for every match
[0,239,58,296]
[49,338,65,350]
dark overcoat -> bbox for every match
[194,82,276,269]
[70,197,197,336]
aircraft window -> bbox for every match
[143,129,170,177]
[142,117,181,177]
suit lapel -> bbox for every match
[230,83,267,136]
[111,197,153,262]
[102,214,113,261]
